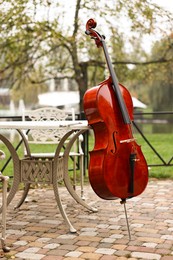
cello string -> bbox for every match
[122,201,131,241]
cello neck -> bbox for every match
[85,18,131,125]
[101,39,131,125]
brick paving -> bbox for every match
[1,179,173,259]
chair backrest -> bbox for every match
[23,107,75,144]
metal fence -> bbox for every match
[80,111,173,172]
[133,111,173,167]
[0,111,173,175]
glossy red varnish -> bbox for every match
[84,77,148,200]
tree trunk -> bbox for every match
[77,63,88,112]
[71,40,89,113]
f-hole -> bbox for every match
[110,131,117,154]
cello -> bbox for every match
[83,19,148,202]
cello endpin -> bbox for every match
[120,199,131,241]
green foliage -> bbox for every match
[0,0,172,110]
[10,69,48,106]
[148,37,173,111]
[120,34,173,110]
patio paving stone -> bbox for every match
[0,179,173,259]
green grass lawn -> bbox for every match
[0,132,172,186]
[135,133,173,178]
[88,132,173,179]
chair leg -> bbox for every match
[73,156,76,190]
[73,155,85,199]
[14,183,30,209]
[0,174,10,252]
[80,155,85,200]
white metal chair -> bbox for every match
[22,107,84,199]
[0,109,97,233]
[0,150,10,252]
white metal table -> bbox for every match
[0,120,97,234]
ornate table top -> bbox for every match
[0,120,89,130]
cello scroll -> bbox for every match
[85,18,104,48]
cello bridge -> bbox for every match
[120,138,136,144]
[132,158,140,161]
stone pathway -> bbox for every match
[1,179,173,259]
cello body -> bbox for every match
[83,18,148,200]
[84,77,148,200]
